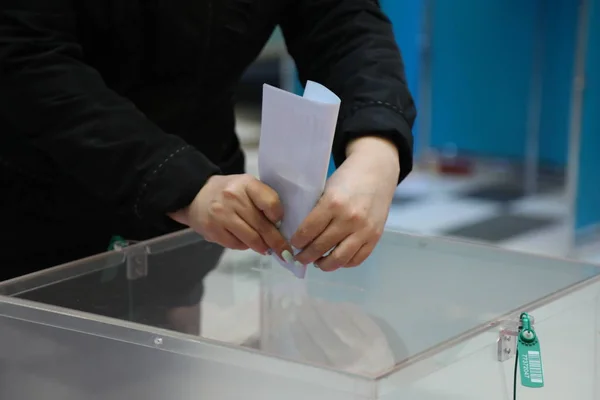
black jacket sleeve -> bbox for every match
[0,1,219,229]
[280,0,417,183]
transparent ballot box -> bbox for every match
[1,229,599,400]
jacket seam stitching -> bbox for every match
[133,145,191,218]
[340,101,405,123]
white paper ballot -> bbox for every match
[258,81,341,278]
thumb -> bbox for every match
[245,179,284,224]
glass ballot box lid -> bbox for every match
[1,229,599,399]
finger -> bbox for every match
[314,235,363,271]
[295,222,350,265]
[345,242,375,268]
[291,202,333,250]
[206,229,249,251]
[245,179,284,224]
[235,202,291,258]
[223,213,270,254]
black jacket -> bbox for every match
[0,0,416,236]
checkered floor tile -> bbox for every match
[442,213,559,243]
[387,169,568,256]
[386,197,500,235]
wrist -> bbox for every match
[345,136,401,181]
[167,178,210,226]
[168,207,191,226]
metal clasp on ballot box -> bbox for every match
[496,314,535,362]
[112,240,149,281]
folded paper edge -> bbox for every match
[272,255,307,279]
[262,82,340,106]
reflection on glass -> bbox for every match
[5,229,599,381]
[261,273,401,377]
[18,238,225,336]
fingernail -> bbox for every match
[275,220,282,229]
[282,250,294,264]
[294,260,305,269]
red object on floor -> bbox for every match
[437,157,474,176]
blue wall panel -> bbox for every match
[575,0,600,231]
[380,0,423,152]
[429,0,539,159]
[538,0,578,166]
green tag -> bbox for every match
[108,235,127,251]
[517,314,544,388]
[103,235,126,283]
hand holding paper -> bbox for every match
[169,173,291,258]
[291,136,400,271]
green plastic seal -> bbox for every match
[108,235,127,251]
[517,313,544,388]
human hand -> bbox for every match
[169,174,292,258]
[292,137,400,271]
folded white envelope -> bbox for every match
[259,81,341,278]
